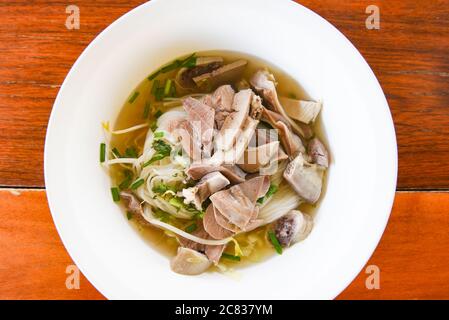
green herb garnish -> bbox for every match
[119,170,133,190]
[130,178,145,190]
[257,184,279,204]
[152,182,175,194]
[153,209,170,222]
[164,79,173,97]
[143,102,151,119]
[124,147,138,158]
[128,91,139,103]
[268,230,283,255]
[222,253,241,262]
[111,187,120,202]
[154,131,164,139]
[126,211,133,220]
[185,223,198,233]
[151,79,160,94]
[111,147,122,158]
[100,143,106,163]
[169,197,183,210]
[147,53,197,81]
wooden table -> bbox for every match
[0,0,448,300]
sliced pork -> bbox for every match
[279,97,322,124]
[183,97,215,157]
[186,163,246,184]
[308,137,329,168]
[176,56,224,89]
[193,60,248,90]
[250,69,308,138]
[182,172,230,210]
[203,204,235,240]
[170,247,212,275]
[283,153,324,204]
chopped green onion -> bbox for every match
[268,231,283,255]
[164,79,173,97]
[151,79,160,94]
[257,184,278,204]
[99,143,106,163]
[221,253,241,262]
[154,110,163,118]
[155,87,164,101]
[153,209,170,222]
[128,91,139,104]
[169,197,183,209]
[170,82,177,97]
[130,178,145,190]
[143,154,165,167]
[119,170,133,190]
[143,102,151,119]
[147,53,197,81]
[111,187,120,202]
[185,223,198,233]
[154,131,164,139]
[124,147,138,158]
[111,147,122,158]
[126,211,133,220]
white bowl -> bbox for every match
[45,0,397,299]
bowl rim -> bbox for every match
[44,0,398,300]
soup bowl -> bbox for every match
[45,0,397,299]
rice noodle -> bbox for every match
[142,206,232,246]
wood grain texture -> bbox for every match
[0,190,448,300]
[0,0,448,188]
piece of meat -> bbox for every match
[214,89,253,152]
[214,207,241,232]
[273,210,313,247]
[210,85,236,130]
[222,117,259,165]
[170,247,212,275]
[178,223,209,252]
[193,60,248,91]
[262,108,305,157]
[205,244,226,265]
[203,204,235,239]
[209,176,269,230]
[238,141,288,173]
[308,137,329,168]
[182,172,230,210]
[250,69,308,138]
[278,97,322,124]
[183,97,215,158]
[174,120,202,160]
[176,56,224,89]
[186,163,246,184]
[283,153,324,204]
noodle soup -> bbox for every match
[102,51,328,275]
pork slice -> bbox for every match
[222,117,259,165]
[203,204,235,240]
[273,210,313,247]
[205,244,226,265]
[119,191,150,226]
[214,89,253,152]
[250,69,307,138]
[209,184,255,229]
[214,207,241,233]
[238,175,271,203]
[211,85,236,130]
[279,97,322,124]
[193,60,248,91]
[186,163,246,184]
[174,120,202,160]
[176,56,224,89]
[262,108,305,156]
[308,137,329,168]
[238,141,285,173]
[170,247,212,275]
[178,223,209,252]
[183,97,215,157]
[283,153,324,204]
[182,172,230,210]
